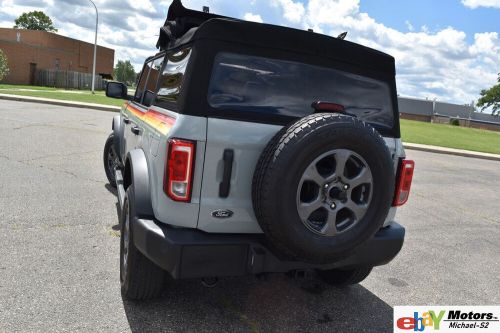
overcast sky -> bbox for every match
[0,0,499,106]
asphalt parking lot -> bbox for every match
[0,100,499,332]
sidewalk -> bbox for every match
[0,93,120,112]
[1,93,499,162]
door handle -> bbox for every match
[131,126,141,135]
[219,149,234,198]
[123,117,130,124]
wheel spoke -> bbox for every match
[297,197,323,221]
[302,164,325,185]
[296,148,373,237]
[349,167,372,188]
[320,210,338,236]
[344,200,368,221]
[334,150,351,178]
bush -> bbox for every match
[449,118,460,126]
[0,49,9,82]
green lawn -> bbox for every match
[1,84,499,154]
[401,119,500,155]
[0,84,124,107]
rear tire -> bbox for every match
[318,266,373,287]
[120,186,165,300]
[103,133,119,188]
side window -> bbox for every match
[155,48,191,109]
[134,60,153,103]
[143,57,164,107]
[134,56,164,106]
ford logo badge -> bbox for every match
[211,209,233,218]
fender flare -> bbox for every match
[124,149,154,218]
[112,115,123,161]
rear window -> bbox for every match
[208,53,394,130]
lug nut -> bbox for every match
[324,184,329,189]
[330,203,336,209]
[343,184,349,190]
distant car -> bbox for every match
[103,0,414,300]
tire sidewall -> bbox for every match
[103,133,117,187]
[120,187,134,291]
[119,186,166,300]
[258,116,394,262]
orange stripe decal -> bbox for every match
[124,104,175,136]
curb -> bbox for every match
[403,143,500,162]
[0,93,120,113]
[1,93,498,162]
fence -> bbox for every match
[35,69,104,90]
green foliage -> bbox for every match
[449,118,460,126]
[401,119,500,155]
[113,60,136,86]
[14,11,57,32]
[0,49,9,82]
[477,74,500,116]
[0,84,123,107]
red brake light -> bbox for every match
[164,139,195,202]
[311,101,345,113]
[393,159,415,207]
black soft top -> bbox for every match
[157,0,395,75]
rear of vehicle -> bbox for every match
[106,0,414,300]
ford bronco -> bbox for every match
[103,0,414,300]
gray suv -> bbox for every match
[103,0,415,300]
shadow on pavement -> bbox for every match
[123,274,392,333]
[105,183,117,197]
[105,184,121,230]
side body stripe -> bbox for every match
[124,103,175,136]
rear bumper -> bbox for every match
[132,217,405,279]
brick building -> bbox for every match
[0,28,114,85]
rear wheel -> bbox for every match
[103,133,119,187]
[120,186,165,300]
[318,266,373,286]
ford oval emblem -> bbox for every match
[211,209,233,218]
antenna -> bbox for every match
[202,6,209,13]
[337,31,347,40]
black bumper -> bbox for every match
[132,217,405,279]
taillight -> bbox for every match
[164,139,195,202]
[311,101,345,113]
[393,159,415,206]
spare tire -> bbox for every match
[252,113,394,264]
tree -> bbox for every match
[114,60,136,86]
[477,74,500,116]
[14,11,57,32]
[0,49,9,82]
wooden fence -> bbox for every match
[35,69,104,90]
